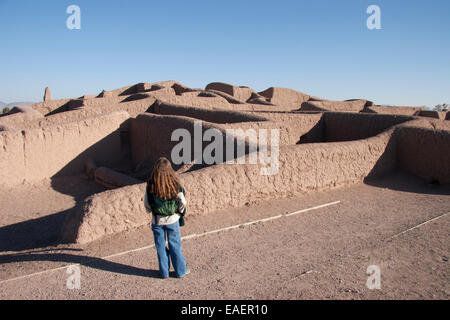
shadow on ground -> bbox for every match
[364,171,450,196]
[0,251,164,279]
[0,210,72,252]
[0,176,106,252]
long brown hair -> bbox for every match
[147,157,180,199]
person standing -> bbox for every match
[144,157,189,279]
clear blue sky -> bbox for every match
[1,0,449,107]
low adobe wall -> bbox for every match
[204,89,246,104]
[414,110,448,120]
[150,101,267,123]
[31,98,73,115]
[250,112,413,144]
[220,114,323,146]
[323,112,413,142]
[149,91,232,110]
[97,81,179,97]
[0,106,44,129]
[61,129,395,244]
[0,111,129,186]
[258,87,310,107]
[130,111,324,171]
[395,123,450,184]
[130,113,235,170]
[362,105,426,116]
[205,82,255,102]
[19,97,155,130]
[300,99,371,112]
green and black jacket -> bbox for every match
[144,184,186,216]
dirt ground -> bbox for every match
[0,172,449,299]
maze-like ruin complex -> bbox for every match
[1,81,449,244]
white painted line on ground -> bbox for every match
[191,200,341,239]
[0,264,73,284]
[0,200,340,285]
[388,211,450,241]
[102,244,155,260]
[290,270,315,281]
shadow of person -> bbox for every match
[0,252,162,279]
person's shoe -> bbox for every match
[179,269,190,278]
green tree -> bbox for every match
[2,107,10,114]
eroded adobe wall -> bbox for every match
[395,121,450,184]
[0,106,44,128]
[31,95,126,116]
[414,110,448,120]
[61,130,395,244]
[150,101,267,123]
[29,81,178,116]
[300,99,371,112]
[129,113,236,171]
[323,112,413,142]
[31,98,73,115]
[247,112,325,144]
[362,105,426,116]
[10,97,155,130]
[258,87,310,108]
[0,111,129,186]
[204,89,246,104]
[205,82,255,102]
[219,114,324,146]
[149,91,232,110]
[129,111,324,172]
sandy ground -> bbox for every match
[0,175,106,251]
[0,172,449,299]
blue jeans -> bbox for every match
[151,221,187,278]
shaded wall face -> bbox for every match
[130,114,242,172]
[222,115,323,146]
[396,127,450,184]
[323,113,413,142]
[129,112,325,175]
[0,111,129,186]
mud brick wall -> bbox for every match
[62,129,395,244]
[0,111,129,186]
